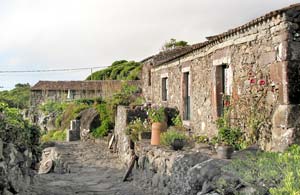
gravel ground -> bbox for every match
[20,141,150,195]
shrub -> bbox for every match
[41,130,66,142]
[0,102,40,148]
[160,129,187,146]
[86,60,141,80]
[171,113,182,127]
[125,118,150,142]
[217,127,242,149]
[92,119,111,138]
[193,135,209,144]
[148,107,166,123]
[224,144,300,194]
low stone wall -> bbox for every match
[132,142,263,195]
[114,105,147,165]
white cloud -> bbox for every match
[0,0,299,90]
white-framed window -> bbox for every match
[162,77,168,101]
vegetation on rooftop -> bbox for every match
[161,38,189,51]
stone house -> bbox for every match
[30,80,141,108]
[141,4,300,151]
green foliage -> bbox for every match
[75,97,103,105]
[92,102,113,138]
[59,102,89,130]
[0,83,31,109]
[171,113,182,127]
[217,127,243,149]
[160,129,187,146]
[41,130,66,142]
[91,82,142,138]
[162,38,189,51]
[39,101,89,130]
[92,119,111,138]
[0,102,40,148]
[125,118,150,142]
[148,107,166,123]
[225,144,300,194]
[109,82,141,108]
[216,105,244,150]
[193,135,209,144]
[39,101,67,115]
[86,60,141,80]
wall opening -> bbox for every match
[162,77,168,101]
[215,64,231,117]
[148,70,151,86]
[183,72,190,120]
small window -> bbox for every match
[162,77,168,101]
[148,70,151,86]
[67,89,75,99]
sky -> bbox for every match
[0,0,299,90]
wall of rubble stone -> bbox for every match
[114,106,147,165]
[132,143,265,195]
[148,11,300,151]
[0,140,36,194]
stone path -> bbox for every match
[21,141,148,195]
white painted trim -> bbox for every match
[213,56,231,66]
[182,66,190,73]
[183,120,190,127]
[160,73,168,78]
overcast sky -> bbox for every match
[0,0,299,90]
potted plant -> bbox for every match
[216,127,242,159]
[125,118,151,142]
[148,106,167,145]
[160,129,187,150]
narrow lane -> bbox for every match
[21,141,147,195]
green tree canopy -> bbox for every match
[162,38,189,51]
[0,83,31,109]
[86,60,141,80]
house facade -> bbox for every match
[30,80,141,108]
[141,4,300,151]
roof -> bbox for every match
[31,80,140,91]
[152,3,300,66]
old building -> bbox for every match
[30,80,141,108]
[141,4,300,151]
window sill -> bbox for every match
[183,120,191,127]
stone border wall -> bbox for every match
[114,105,147,165]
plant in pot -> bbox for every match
[125,118,151,142]
[216,127,242,159]
[160,129,187,150]
[148,106,167,145]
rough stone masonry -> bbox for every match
[141,4,300,151]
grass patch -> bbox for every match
[41,130,66,142]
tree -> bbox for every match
[0,83,31,109]
[161,38,189,51]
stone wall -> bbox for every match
[114,106,147,165]
[147,11,300,150]
[0,140,36,194]
[132,142,266,195]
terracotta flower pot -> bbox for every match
[216,145,234,159]
[151,122,163,145]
